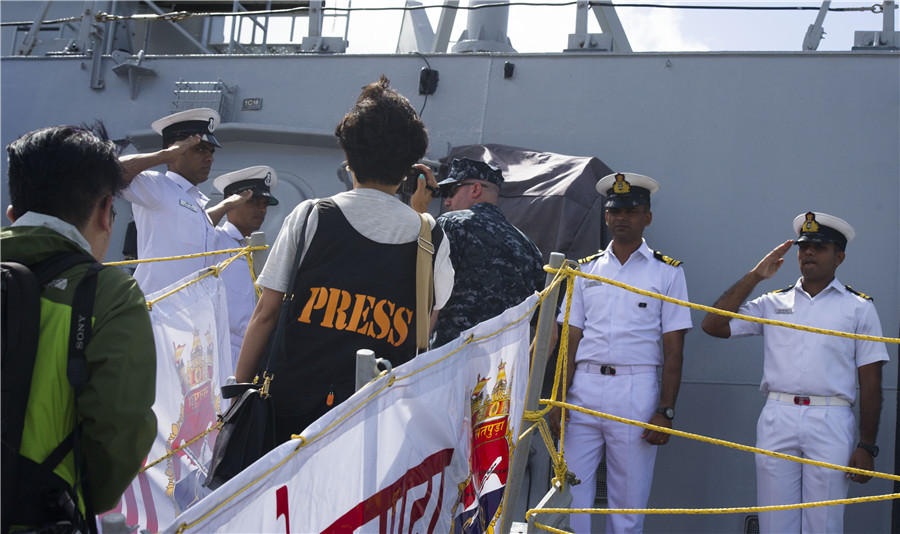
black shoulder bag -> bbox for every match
[204,203,315,490]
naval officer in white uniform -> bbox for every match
[120,108,234,295]
[211,166,279,372]
[702,212,889,534]
[549,173,692,533]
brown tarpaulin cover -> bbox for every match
[444,144,611,264]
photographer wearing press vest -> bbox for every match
[234,76,454,443]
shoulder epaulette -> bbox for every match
[845,285,874,301]
[653,250,683,267]
[578,249,605,265]
[766,285,794,295]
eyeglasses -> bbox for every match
[445,182,477,198]
[109,197,117,225]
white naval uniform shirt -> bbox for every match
[558,240,693,366]
[122,170,218,295]
[729,277,889,404]
[214,221,257,372]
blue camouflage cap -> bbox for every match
[438,158,504,190]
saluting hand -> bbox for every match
[750,239,794,281]
[164,134,202,161]
[222,190,253,209]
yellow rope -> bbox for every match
[245,246,262,299]
[544,399,900,483]
[140,422,223,472]
[174,437,310,533]
[526,263,897,525]
[549,271,575,483]
[137,246,262,471]
[544,264,900,344]
[528,492,900,520]
[158,262,899,530]
[143,246,258,310]
[103,245,268,266]
[174,283,563,532]
[290,286,553,448]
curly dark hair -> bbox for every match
[334,75,428,186]
[7,125,124,229]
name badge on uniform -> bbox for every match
[584,280,602,288]
[774,308,793,314]
[179,199,198,212]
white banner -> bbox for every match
[102,269,231,532]
[164,294,538,534]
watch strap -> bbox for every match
[857,442,878,457]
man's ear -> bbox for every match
[6,205,17,224]
[835,249,845,267]
[98,196,114,233]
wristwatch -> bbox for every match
[656,407,675,420]
[857,442,879,458]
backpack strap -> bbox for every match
[67,262,102,534]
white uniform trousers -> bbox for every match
[565,369,659,533]
[755,399,855,534]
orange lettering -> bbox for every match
[346,293,368,332]
[333,290,354,330]
[298,287,328,323]
[321,288,353,329]
[356,296,377,335]
[391,307,412,347]
[371,299,395,340]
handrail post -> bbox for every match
[501,252,565,532]
[247,231,267,278]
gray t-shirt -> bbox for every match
[257,188,454,309]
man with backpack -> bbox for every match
[2,125,156,533]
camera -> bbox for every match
[400,166,440,197]
[400,167,420,196]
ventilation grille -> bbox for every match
[172,80,234,120]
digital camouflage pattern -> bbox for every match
[432,202,544,348]
[438,158,504,189]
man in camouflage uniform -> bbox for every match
[430,157,545,348]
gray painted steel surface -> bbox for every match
[1,4,897,532]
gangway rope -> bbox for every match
[141,259,898,531]
[104,245,268,266]
[103,245,268,310]
[544,264,900,344]
[540,399,900,483]
[524,262,899,530]
[530,491,900,533]
[128,245,264,472]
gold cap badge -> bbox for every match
[801,211,819,233]
[612,173,631,194]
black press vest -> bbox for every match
[269,198,441,417]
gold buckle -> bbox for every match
[260,371,273,399]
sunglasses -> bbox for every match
[445,182,477,198]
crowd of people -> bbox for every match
[1,76,890,534]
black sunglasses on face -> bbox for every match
[445,182,476,198]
